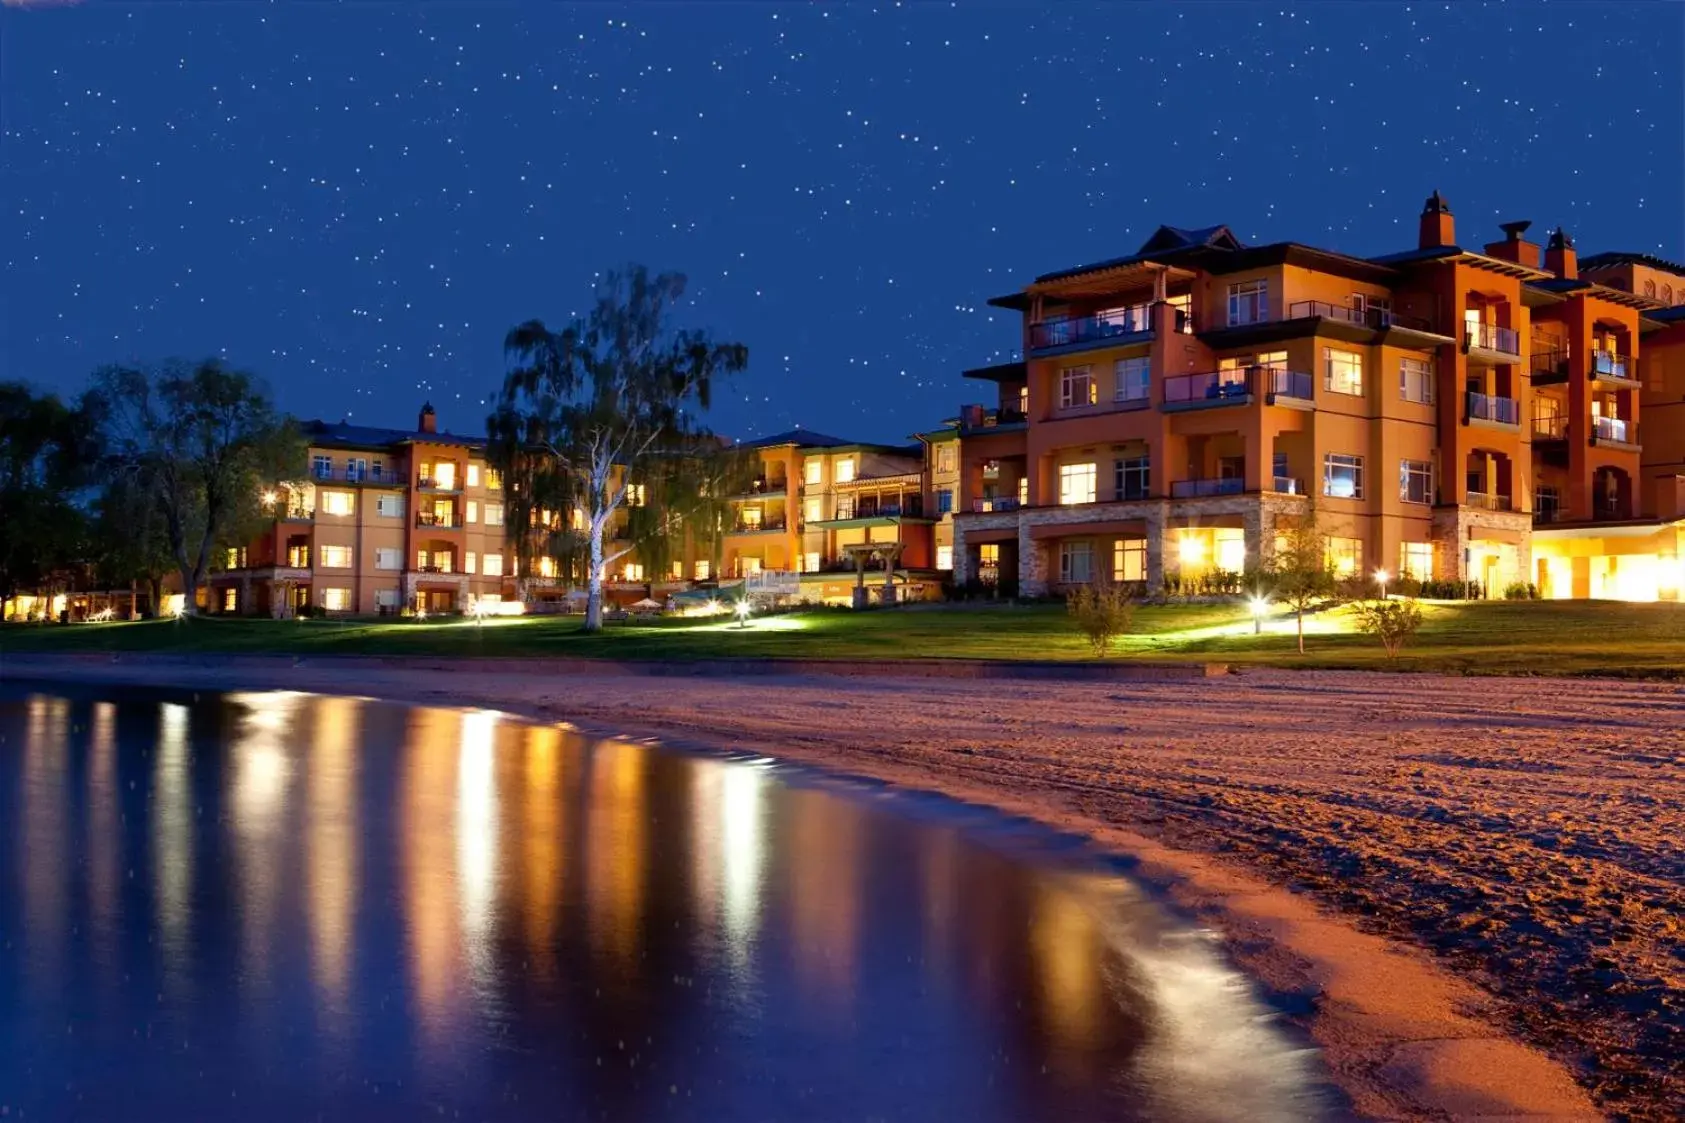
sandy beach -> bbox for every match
[4,654,1680,1121]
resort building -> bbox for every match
[210,404,518,616]
[952,194,1685,599]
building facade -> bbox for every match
[951,194,1685,600]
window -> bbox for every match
[834,458,856,483]
[937,489,953,515]
[1399,356,1435,404]
[936,545,954,570]
[318,545,352,568]
[484,503,505,527]
[1324,348,1364,396]
[1114,357,1150,403]
[1400,542,1433,581]
[287,543,310,568]
[1534,486,1561,522]
[465,500,478,523]
[802,552,820,574]
[803,497,823,523]
[312,454,333,480]
[375,494,404,518]
[319,490,354,517]
[225,547,246,569]
[481,553,504,577]
[804,458,823,485]
[322,588,352,612]
[1059,364,1096,409]
[1228,279,1269,326]
[375,589,400,609]
[1114,456,1150,501]
[374,547,401,570]
[739,557,762,577]
[484,468,503,491]
[347,458,368,482]
[626,483,647,507]
[693,559,711,580]
[740,506,763,529]
[465,551,477,574]
[433,462,457,490]
[1323,454,1364,499]
[370,459,385,481]
[1058,462,1097,505]
[466,464,481,487]
[1113,539,1147,583]
[1400,459,1433,505]
[978,543,1001,583]
[936,444,957,473]
[1058,541,1093,584]
[623,563,645,581]
[1326,537,1362,578]
[222,588,238,613]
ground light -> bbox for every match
[1374,568,1390,599]
[734,599,752,628]
[1249,595,1269,635]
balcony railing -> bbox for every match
[958,405,1028,431]
[416,512,458,528]
[746,476,789,494]
[732,518,787,533]
[417,476,460,491]
[1529,349,1569,381]
[970,497,1021,513]
[1285,301,1432,332]
[1590,350,1636,383]
[1465,491,1513,512]
[285,550,311,568]
[1532,413,1568,440]
[833,501,921,520]
[1163,371,1252,405]
[1170,477,1246,499]
[1465,322,1521,355]
[1466,391,1520,426]
[1271,476,1306,495]
[281,504,313,521]
[311,465,388,483]
[1592,416,1635,445]
[1029,304,1192,350]
[418,563,455,575]
[1266,369,1314,401]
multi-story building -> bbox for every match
[952,193,1685,599]
[210,404,517,616]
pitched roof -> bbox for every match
[736,428,859,450]
[301,418,486,450]
[1033,223,1242,283]
[1579,250,1685,277]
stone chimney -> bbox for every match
[1418,190,1455,249]
[418,401,437,434]
[1544,227,1577,279]
[1484,220,1539,269]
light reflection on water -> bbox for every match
[0,686,1325,1122]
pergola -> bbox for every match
[841,542,904,608]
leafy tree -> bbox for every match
[1066,576,1137,657]
[490,266,749,631]
[0,382,99,618]
[1267,504,1337,654]
[86,359,302,615]
[89,475,175,616]
[1351,598,1425,659]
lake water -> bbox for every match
[0,684,1323,1121]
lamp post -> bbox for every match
[1249,594,1268,635]
[734,599,752,629]
[1374,568,1390,600]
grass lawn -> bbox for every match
[4,599,1683,678]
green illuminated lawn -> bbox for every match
[4,600,1684,678]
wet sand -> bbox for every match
[6,654,1680,1120]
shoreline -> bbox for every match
[6,654,1669,1120]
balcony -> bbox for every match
[1465,391,1520,428]
[416,512,458,529]
[1170,477,1246,499]
[417,475,460,492]
[745,476,789,495]
[1529,349,1569,384]
[1286,301,1433,332]
[1465,322,1521,358]
[1162,367,1312,412]
[1271,476,1306,495]
[417,563,455,575]
[1590,350,1637,385]
[957,405,1028,433]
[1465,491,1513,512]
[831,500,922,520]
[731,517,787,533]
[280,504,313,521]
[1591,416,1639,449]
[969,497,1021,513]
[1532,413,1568,441]
[1029,304,1192,353]
[311,465,389,484]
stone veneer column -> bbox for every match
[1144,502,1167,590]
[951,522,970,584]
[1017,515,1048,596]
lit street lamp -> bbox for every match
[1374,568,1390,600]
[1249,594,1269,635]
[734,599,752,628]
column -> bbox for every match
[1018,517,1047,596]
[1144,502,1167,590]
[951,522,970,584]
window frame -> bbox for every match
[1323,347,1364,397]
[1398,356,1435,405]
[1113,356,1150,403]
[1059,364,1097,410]
[1322,453,1365,500]
[1227,279,1269,326]
[1399,459,1433,505]
[1057,462,1098,506]
[1058,540,1093,584]
[1113,455,1150,501]
[1112,538,1147,583]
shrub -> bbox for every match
[1351,597,1424,659]
[1066,579,1137,657]
[1502,581,1539,600]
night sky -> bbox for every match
[3,1,1681,444]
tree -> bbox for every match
[489,266,749,632]
[88,474,175,617]
[86,359,302,615]
[0,382,99,619]
[1066,577,1137,657]
[1352,598,1424,659]
[1267,505,1337,654]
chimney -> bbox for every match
[1544,227,1577,279]
[418,401,437,434]
[1418,190,1455,249]
[1484,220,1539,269]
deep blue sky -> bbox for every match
[3,2,1681,443]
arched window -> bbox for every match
[1662,284,1676,304]
[1642,280,1657,298]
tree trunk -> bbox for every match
[585,519,605,633]
[1297,606,1305,654]
[176,563,199,616]
[147,576,163,618]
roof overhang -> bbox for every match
[1533,519,1683,541]
[962,361,1026,383]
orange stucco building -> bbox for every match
[952,193,1685,599]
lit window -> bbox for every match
[322,588,352,611]
[484,503,505,527]
[1399,357,1434,404]
[1400,542,1433,581]
[319,490,354,517]
[936,444,957,472]
[978,543,1001,584]
[801,552,819,573]
[835,458,856,483]
[1114,357,1150,403]
[936,545,954,570]
[375,547,400,570]
[1058,462,1097,505]
[626,483,647,507]
[1228,279,1269,326]
[375,494,404,518]
[670,560,684,579]
[222,588,238,612]
[224,547,244,569]
[481,553,504,577]
[466,464,481,487]
[739,557,762,576]
[1324,348,1364,396]
[1322,454,1364,500]
[803,497,822,523]
[465,551,477,574]
[531,556,552,578]
[741,506,763,529]
[1059,365,1097,409]
[466,500,478,523]
[1325,537,1362,577]
[1018,477,1028,505]
[433,462,457,490]
[695,560,712,580]
[1400,459,1433,505]
[804,458,823,485]
[484,468,503,490]
[318,545,352,568]
[1113,538,1146,582]
[1058,541,1093,583]
[623,563,645,581]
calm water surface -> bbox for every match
[0,685,1321,1122]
